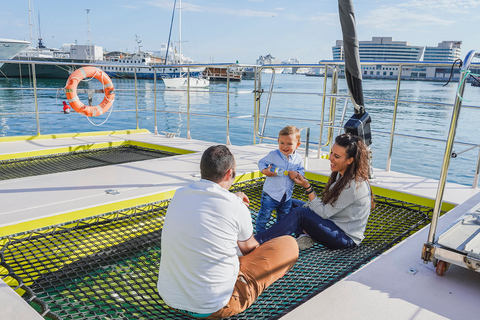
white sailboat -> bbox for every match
[162,0,209,88]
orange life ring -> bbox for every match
[65,67,115,117]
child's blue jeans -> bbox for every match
[255,192,292,233]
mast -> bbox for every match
[37,12,45,48]
[179,0,182,63]
[28,0,34,53]
[164,0,176,65]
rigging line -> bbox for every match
[471,74,480,84]
[443,58,463,87]
[164,0,177,65]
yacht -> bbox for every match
[0,38,101,79]
[0,38,30,60]
[97,39,205,81]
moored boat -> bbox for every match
[0,41,102,79]
[0,38,30,60]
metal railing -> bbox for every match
[0,58,479,187]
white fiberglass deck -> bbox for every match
[1,131,480,320]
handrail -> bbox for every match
[425,50,480,252]
[0,58,479,188]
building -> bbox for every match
[330,37,464,81]
[423,41,462,62]
[332,37,424,61]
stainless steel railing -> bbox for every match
[0,58,479,187]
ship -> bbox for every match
[0,37,102,79]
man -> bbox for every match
[158,145,298,319]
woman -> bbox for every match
[254,133,374,250]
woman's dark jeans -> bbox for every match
[255,199,355,249]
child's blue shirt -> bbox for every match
[258,149,305,202]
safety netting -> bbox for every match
[0,178,432,320]
[0,145,178,181]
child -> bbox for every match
[256,125,305,233]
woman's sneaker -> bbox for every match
[296,234,317,250]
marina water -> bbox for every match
[1,73,479,187]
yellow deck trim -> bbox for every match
[0,172,261,238]
[130,141,196,155]
[0,129,150,143]
[0,190,176,238]
[0,140,196,161]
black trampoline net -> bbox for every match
[0,178,433,320]
[0,145,178,181]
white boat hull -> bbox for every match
[0,39,29,60]
[163,77,209,88]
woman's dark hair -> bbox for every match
[322,133,374,207]
[200,145,235,183]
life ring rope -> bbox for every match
[65,67,115,117]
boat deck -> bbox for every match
[1,131,480,319]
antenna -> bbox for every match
[179,0,182,63]
[86,9,91,59]
[37,11,45,48]
[28,0,34,49]
[135,34,143,53]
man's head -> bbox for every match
[200,145,236,184]
[278,125,301,157]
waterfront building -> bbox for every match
[423,41,462,62]
[332,37,424,61]
[330,37,466,81]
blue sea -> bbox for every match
[1,73,479,187]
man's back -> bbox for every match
[157,179,253,314]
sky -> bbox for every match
[2,0,480,64]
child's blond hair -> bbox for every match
[279,125,301,142]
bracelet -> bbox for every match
[305,185,314,194]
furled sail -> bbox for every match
[338,0,372,145]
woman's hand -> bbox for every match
[292,174,310,188]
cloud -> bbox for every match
[359,3,458,31]
[147,0,275,17]
[398,0,480,12]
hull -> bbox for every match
[163,76,209,88]
[0,39,30,60]
[0,57,91,79]
[103,69,203,80]
[204,67,242,81]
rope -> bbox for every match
[455,69,480,103]
[443,59,462,87]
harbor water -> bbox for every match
[0,73,479,187]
